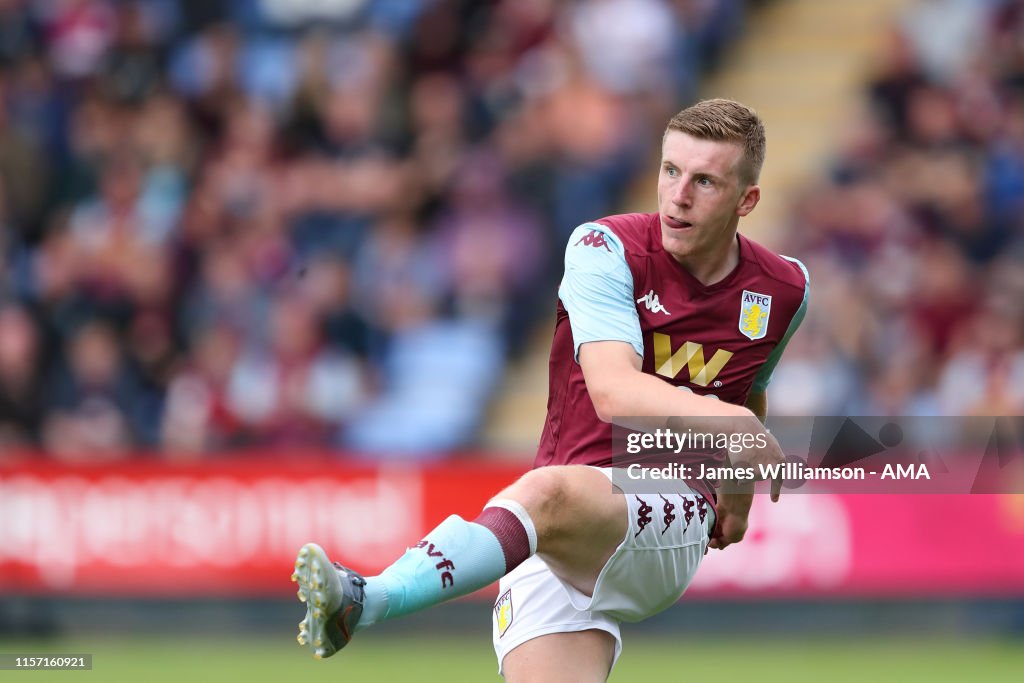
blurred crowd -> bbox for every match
[0,0,746,458]
[771,0,1024,416]
[6,0,1016,461]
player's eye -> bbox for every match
[664,165,678,177]
[696,176,713,187]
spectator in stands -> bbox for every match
[222,289,369,447]
[160,322,243,453]
[0,301,46,448]
[42,318,151,458]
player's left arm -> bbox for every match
[745,391,767,421]
[708,391,765,549]
[711,258,809,550]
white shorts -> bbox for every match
[491,467,714,675]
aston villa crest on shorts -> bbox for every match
[739,290,772,340]
[495,589,513,637]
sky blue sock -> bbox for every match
[357,502,536,629]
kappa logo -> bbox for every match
[574,229,612,252]
[696,497,708,526]
[739,290,772,340]
[652,333,733,387]
[414,540,455,589]
[634,496,653,538]
[495,589,513,637]
[636,289,670,316]
[681,495,695,531]
[659,494,676,535]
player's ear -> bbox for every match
[736,184,760,217]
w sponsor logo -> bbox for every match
[652,333,733,387]
[574,229,612,252]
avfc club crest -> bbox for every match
[739,290,772,340]
[495,589,513,637]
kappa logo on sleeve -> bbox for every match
[495,589,514,637]
[637,289,670,315]
[574,229,612,252]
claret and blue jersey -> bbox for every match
[535,212,808,479]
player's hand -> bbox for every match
[733,422,786,502]
[708,507,748,550]
[708,483,753,550]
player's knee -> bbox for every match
[510,467,570,523]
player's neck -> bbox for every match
[671,234,741,286]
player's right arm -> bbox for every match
[577,340,784,500]
[578,341,752,427]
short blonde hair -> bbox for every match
[665,99,766,183]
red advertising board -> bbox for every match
[1,458,1022,598]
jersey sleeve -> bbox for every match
[751,256,809,393]
[558,223,643,362]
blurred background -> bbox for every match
[0,0,1023,681]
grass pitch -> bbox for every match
[0,634,1021,682]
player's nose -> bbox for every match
[672,181,693,207]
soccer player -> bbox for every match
[292,98,809,682]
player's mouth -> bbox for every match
[662,215,694,230]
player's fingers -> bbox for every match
[770,475,782,502]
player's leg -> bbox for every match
[355,465,625,623]
[497,465,627,595]
[294,465,625,658]
[492,555,622,683]
[495,477,715,681]
[502,631,616,683]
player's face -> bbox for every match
[657,131,760,264]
